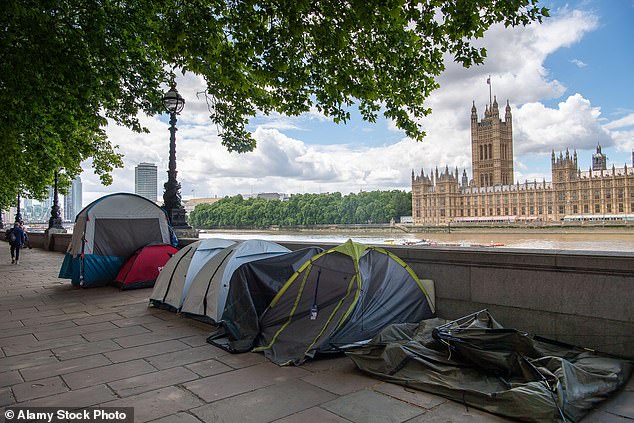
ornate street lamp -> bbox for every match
[15,193,22,223]
[48,169,64,230]
[161,82,190,229]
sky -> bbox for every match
[79,0,634,207]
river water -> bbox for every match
[199,229,634,253]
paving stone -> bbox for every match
[185,359,233,377]
[192,379,337,423]
[104,340,189,363]
[0,350,58,372]
[53,339,122,360]
[0,333,36,348]
[72,312,122,325]
[273,407,353,423]
[12,376,69,402]
[3,335,86,356]
[20,353,112,381]
[184,362,311,402]
[82,324,150,342]
[111,315,165,328]
[0,319,25,332]
[178,335,211,348]
[0,319,77,339]
[62,359,157,390]
[216,351,268,369]
[34,321,118,341]
[597,391,634,419]
[145,345,225,370]
[113,331,192,348]
[302,365,379,395]
[404,400,513,422]
[21,312,92,326]
[0,370,23,388]
[373,382,447,409]
[148,412,204,423]
[101,386,203,423]
[322,390,424,423]
[108,366,199,397]
[22,384,118,408]
[580,409,633,422]
[0,386,14,407]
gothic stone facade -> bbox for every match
[412,98,634,225]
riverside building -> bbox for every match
[135,162,158,202]
[412,97,634,225]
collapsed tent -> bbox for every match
[347,310,633,423]
[180,239,291,323]
[255,240,435,365]
[210,247,324,353]
[149,238,236,311]
[59,193,174,287]
[114,244,178,290]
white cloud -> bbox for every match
[604,113,634,130]
[570,58,588,68]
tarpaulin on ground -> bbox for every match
[346,310,632,423]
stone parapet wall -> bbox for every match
[31,233,634,358]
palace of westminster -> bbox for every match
[411,96,634,225]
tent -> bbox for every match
[347,310,633,423]
[255,240,435,365]
[149,238,237,311]
[114,243,178,290]
[59,193,174,287]
[180,239,291,323]
[210,247,324,353]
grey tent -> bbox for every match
[210,247,324,353]
[347,310,633,423]
[59,193,174,287]
[149,238,236,311]
[180,239,291,323]
[255,240,435,365]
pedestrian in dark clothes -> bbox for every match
[8,222,26,264]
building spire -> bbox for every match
[487,74,492,110]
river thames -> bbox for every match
[199,228,634,253]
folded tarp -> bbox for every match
[347,310,632,423]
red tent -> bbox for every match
[114,244,179,290]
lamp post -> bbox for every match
[48,169,64,230]
[161,82,190,229]
[15,193,22,223]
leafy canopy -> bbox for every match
[0,0,548,210]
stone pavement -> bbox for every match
[0,243,632,423]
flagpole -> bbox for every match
[487,74,492,110]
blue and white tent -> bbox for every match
[59,193,174,287]
[180,239,290,323]
[149,238,237,311]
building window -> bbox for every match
[538,206,543,214]
[607,204,612,213]
[559,206,564,214]
[594,191,600,200]
[488,144,493,159]
[480,175,484,186]
[480,145,483,160]
[573,205,578,214]
[595,204,600,213]
[619,203,624,212]
[548,206,552,214]
[584,204,589,213]
[529,206,534,215]
[521,207,525,215]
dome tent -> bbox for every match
[255,239,435,365]
[149,238,237,311]
[210,246,324,353]
[180,239,290,323]
[114,243,178,290]
[59,193,174,287]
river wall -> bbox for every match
[27,232,634,358]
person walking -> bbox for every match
[8,222,26,264]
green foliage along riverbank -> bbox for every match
[189,191,412,228]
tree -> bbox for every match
[1,1,548,210]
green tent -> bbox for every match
[255,239,435,365]
[347,310,633,423]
